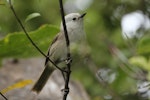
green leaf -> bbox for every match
[129,56,150,71]
[0,24,59,59]
[25,13,41,22]
[137,37,150,55]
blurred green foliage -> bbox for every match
[0,24,59,59]
[0,0,150,100]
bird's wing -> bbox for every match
[44,32,62,65]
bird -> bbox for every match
[32,13,86,93]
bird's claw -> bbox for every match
[65,57,72,64]
[61,88,69,95]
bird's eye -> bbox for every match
[72,17,76,21]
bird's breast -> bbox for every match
[68,29,85,43]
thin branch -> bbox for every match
[58,0,72,100]
[0,92,8,100]
[7,0,65,72]
[59,1,70,47]
[108,44,146,80]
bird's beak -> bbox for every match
[79,13,86,19]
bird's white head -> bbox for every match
[60,13,86,32]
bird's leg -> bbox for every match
[59,57,72,81]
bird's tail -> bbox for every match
[32,65,54,93]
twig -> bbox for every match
[108,43,146,80]
[58,0,72,100]
[7,0,65,72]
[0,92,8,100]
